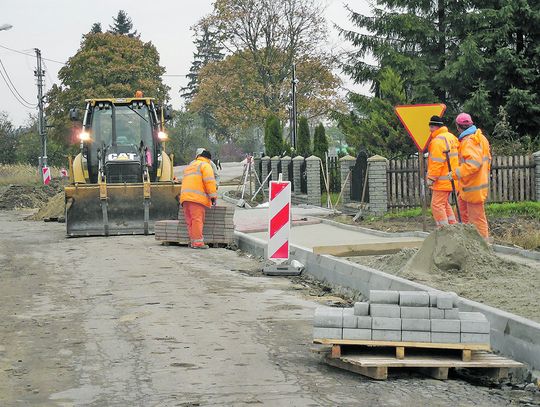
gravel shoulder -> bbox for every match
[1,211,539,406]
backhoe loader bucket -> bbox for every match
[65,183,182,237]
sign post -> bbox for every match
[267,180,291,261]
[263,180,301,276]
[395,104,446,231]
[42,166,51,185]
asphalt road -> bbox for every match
[0,211,536,406]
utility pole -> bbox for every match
[291,64,298,151]
[35,48,47,168]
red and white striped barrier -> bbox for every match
[268,180,291,260]
[42,166,51,185]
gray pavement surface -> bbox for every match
[0,211,534,406]
[174,161,244,183]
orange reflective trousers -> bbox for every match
[183,201,207,246]
[431,190,457,226]
[458,196,489,239]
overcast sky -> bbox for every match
[1,0,370,126]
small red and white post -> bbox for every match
[42,166,51,185]
[268,179,291,260]
[263,175,302,275]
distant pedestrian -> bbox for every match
[180,149,218,249]
[426,116,459,227]
[450,113,492,240]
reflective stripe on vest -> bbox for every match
[430,157,446,163]
[181,188,209,197]
[462,183,489,192]
[463,159,482,168]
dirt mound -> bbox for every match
[29,192,65,221]
[0,181,63,210]
[403,224,520,278]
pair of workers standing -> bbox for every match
[427,113,491,240]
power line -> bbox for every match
[0,68,36,109]
[42,60,57,91]
[0,57,37,107]
[0,43,66,65]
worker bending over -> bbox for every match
[450,113,492,240]
[426,115,459,226]
[196,147,220,187]
[180,149,218,249]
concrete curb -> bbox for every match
[235,230,540,371]
[313,217,540,262]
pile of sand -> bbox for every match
[403,224,520,278]
[29,192,65,221]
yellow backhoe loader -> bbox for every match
[65,96,181,236]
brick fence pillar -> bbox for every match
[367,155,388,216]
[306,155,322,206]
[534,151,540,201]
[339,155,356,205]
[281,156,291,182]
[271,156,281,181]
[253,156,261,185]
[292,156,304,194]
[261,156,270,191]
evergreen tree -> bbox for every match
[313,123,328,160]
[442,1,540,141]
[339,1,469,103]
[264,115,283,157]
[109,10,138,37]
[90,23,102,34]
[297,116,311,156]
[181,23,224,102]
[339,1,540,144]
[336,67,413,157]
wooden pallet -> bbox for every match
[322,349,524,381]
[313,339,523,380]
[313,338,491,362]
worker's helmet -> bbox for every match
[455,113,473,127]
[134,90,144,98]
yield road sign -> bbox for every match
[395,104,446,152]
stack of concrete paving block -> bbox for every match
[313,290,490,345]
[155,205,235,245]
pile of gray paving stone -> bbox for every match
[313,290,490,344]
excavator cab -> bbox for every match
[65,97,181,236]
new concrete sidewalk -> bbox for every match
[249,223,423,249]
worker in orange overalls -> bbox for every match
[180,149,218,249]
[449,113,492,240]
[426,115,459,227]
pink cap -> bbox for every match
[455,113,473,127]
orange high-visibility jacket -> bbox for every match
[453,128,491,204]
[180,157,218,208]
[427,126,459,192]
